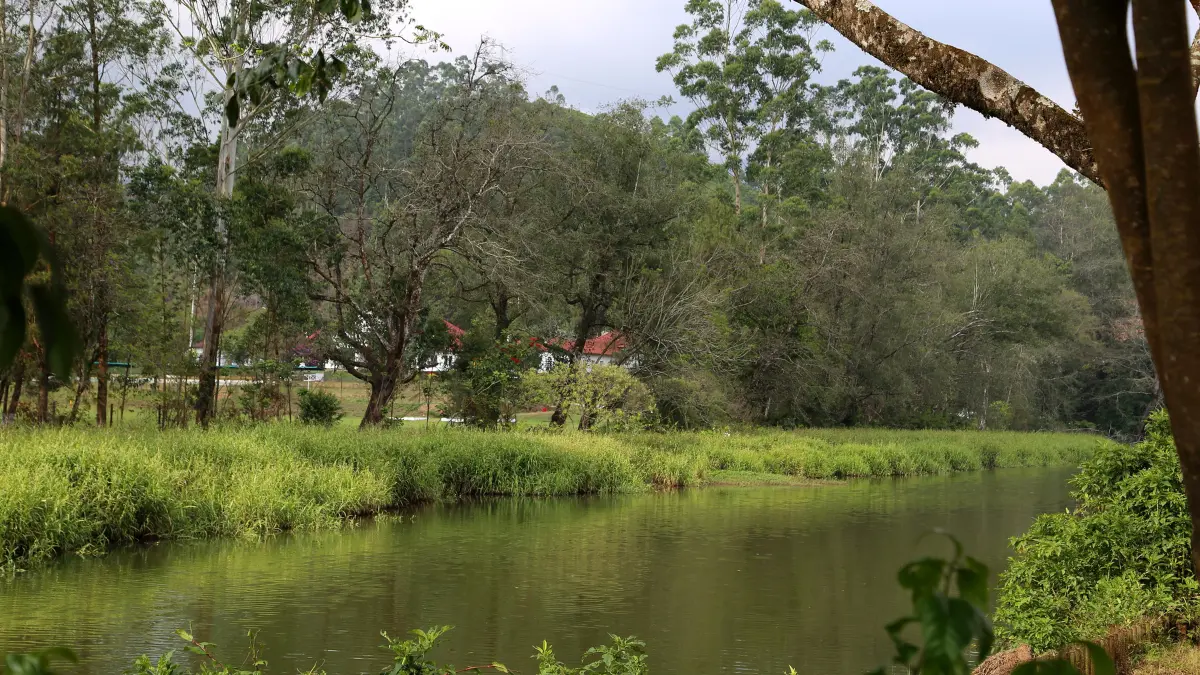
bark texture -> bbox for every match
[793,0,1100,183]
[1051,0,1200,576]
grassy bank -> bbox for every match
[0,427,1097,568]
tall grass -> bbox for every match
[0,426,1097,568]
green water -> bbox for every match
[0,468,1076,674]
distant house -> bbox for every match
[420,320,465,373]
[191,319,466,380]
[538,331,634,371]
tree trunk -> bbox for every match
[195,22,244,428]
[361,371,400,428]
[491,288,512,339]
[96,316,107,427]
[195,275,227,427]
[88,0,107,428]
[0,0,9,199]
[793,0,1100,183]
[36,352,48,424]
[5,358,22,421]
[550,299,602,427]
[68,360,90,424]
[1051,0,1200,576]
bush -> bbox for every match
[441,326,539,429]
[297,389,344,427]
[531,364,656,431]
[994,410,1197,651]
[648,372,729,430]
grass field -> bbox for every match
[0,426,1100,569]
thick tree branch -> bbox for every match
[794,0,1101,184]
[1191,0,1200,95]
[1054,0,1200,577]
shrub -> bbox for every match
[297,389,344,427]
[648,372,729,430]
[531,364,656,431]
[441,326,539,429]
[994,411,1197,651]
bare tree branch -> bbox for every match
[793,0,1100,183]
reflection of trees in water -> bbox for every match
[0,470,1075,675]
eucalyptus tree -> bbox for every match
[657,0,829,221]
[160,0,415,426]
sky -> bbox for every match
[403,0,1085,186]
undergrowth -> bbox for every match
[995,411,1199,652]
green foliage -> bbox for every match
[297,389,344,427]
[533,364,656,431]
[868,533,994,675]
[2,648,77,675]
[994,411,1196,651]
[0,426,1095,568]
[0,208,79,378]
[380,627,456,675]
[441,328,539,429]
[3,625,647,675]
[870,536,1116,675]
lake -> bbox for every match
[0,468,1076,674]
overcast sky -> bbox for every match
[401,1,1103,186]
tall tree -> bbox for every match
[658,0,828,219]
[789,0,1200,574]
[300,51,539,427]
[164,0,409,426]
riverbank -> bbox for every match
[0,426,1097,569]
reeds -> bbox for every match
[0,426,1097,568]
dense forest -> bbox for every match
[0,0,1157,435]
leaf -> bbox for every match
[226,94,240,128]
[34,648,76,664]
[316,0,337,14]
[0,298,27,373]
[1076,642,1115,675]
[30,284,79,379]
[898,558,945,596]
[248,81,263,107]
[956,556,990,610]
[491,663,509,673]
[340,0,363,23]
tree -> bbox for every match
[164,0,411,426]
[300,49,540,427]
[790,0,1200,573]
[657,0,829,220]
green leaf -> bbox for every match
[956,556,989,610]
[1076,642,1115,675]
[35,648,77,664]
[226,94,240,127]
[0,298,27,373]
[248,81,263,107]
[316,0,337,14]
[340,0,363,23]
[898,558,945,596]
[30,284,79,379]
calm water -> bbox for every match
[0,468,1076,674]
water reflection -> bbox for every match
[0,468,1075,674]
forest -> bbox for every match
[0,0,1155,436]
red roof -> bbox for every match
[554,331,628,357]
